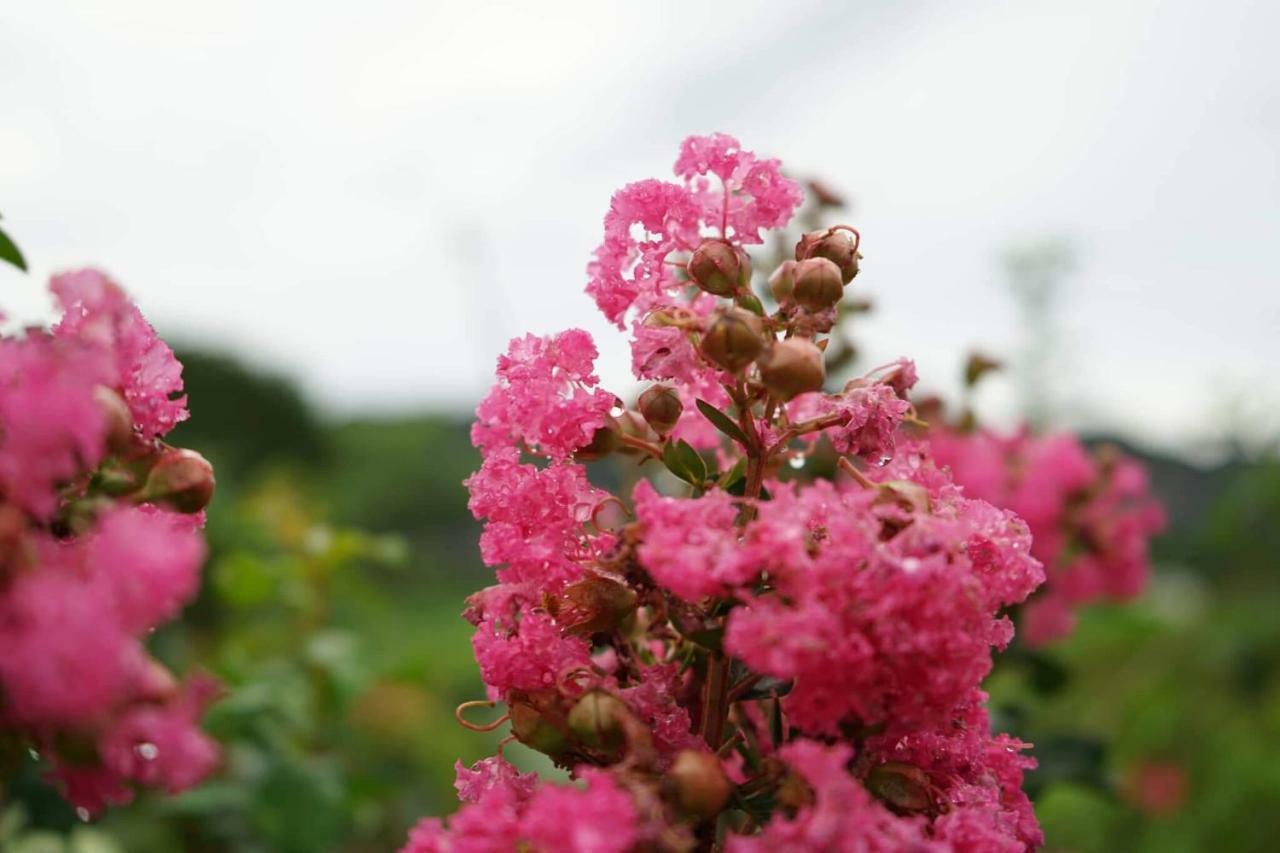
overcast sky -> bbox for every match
[2,0,1277,456]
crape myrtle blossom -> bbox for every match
[0,269,218,814]
[929,425,1165,646]
[408,135,1049,851]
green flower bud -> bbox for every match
[94,386,135,452]
[768,260,797,306]
[700,308,765,372]
[667,749,732,817]
[792,257,844,312]
[687,239,750,297]
[510,699,570,758]
[866,761,934,813]
[141,449,215,513]
[757,338,826,400]
[796,229,860,283]
[568,691,628,757]
[638,385,683,435]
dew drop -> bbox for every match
[609,405,625,417]
[76,807,91,822]
[788,455,806,470]
[135,742,159,761]
[901,557,921,573]
[875,455,892,468]
[27,748,40,761]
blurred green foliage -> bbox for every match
[6,350,1279,851]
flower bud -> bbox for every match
[142,448,215,513]
[768,260,797,306]
[757,338,825,400]
[616,410,659,455]
[575,419,620,461]
[866,761,934,813]
[638,385,683,435]
[94,386,135,452]
[667,750,732,817]
[557,574,638,636]
[700,308,765,372]
[687,239,749,297]
[791,258,844,312]
[511,699,570,758]
[568,691,628,757]
[796,229,859,283]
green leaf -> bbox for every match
[734,675,795,702]
[696,398,750,447]
[662,439,708,487]
[718,456,748,489]
[769,696,785,746]
[0,226,27,272]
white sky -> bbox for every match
[2,0,1277,455]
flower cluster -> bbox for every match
[929,426,1165,645]
[406,135,1050,851]
[0,270,218,815]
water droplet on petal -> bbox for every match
[788,454,806,470]
[76,807,91,822]
[875,455,892,468]
[901,557,921,573]
[609,405,625,417]
[27,748,40,761]
[135,742,159,761]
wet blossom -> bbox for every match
[410,135,1050,851]
[930,428,1165,645]
[0,271,217,814]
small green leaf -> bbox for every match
[662,439,708,487]
[769,696,785,746]
[718,457,748,489]
[734,675,795,702]
[0,226,27,272]
[735,291,765,316]
[696,398,750,447]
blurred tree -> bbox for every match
[166,350,330,486]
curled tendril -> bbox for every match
[830,224,861,254]
[589,495,632,534]
[556,665,599,697]
[454,699,511,732]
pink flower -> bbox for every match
[931,428,1164,646]
[633,480,754,602]
[471,609,593,697]
[586,180,701,327]
[862,697,1043,851]
[0,540,141,726]
[453,756,538,804]
[586,135,802,327]
[403,768,638,853]
[788,380,912,462]
[98,677,220,794]
[52,268,188,439]
[89,505,206,634]
[520,769,638,853]
[728,740,937,852]
[0,335,107,518]
[472,329,615,460]
[674,133,804,245]
[725,477,1042,735]
[465,448,609,590]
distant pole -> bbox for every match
[1004,238,1075,430]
